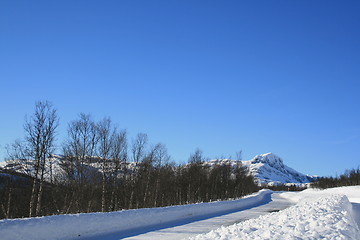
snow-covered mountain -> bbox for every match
[241,153,313,186]
[206,153,314,186]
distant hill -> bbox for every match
[205,153,315,186]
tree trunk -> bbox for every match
[6,188,12,218]
[29,178,38,217]
[101,173,106,212]
[35,163,46,216]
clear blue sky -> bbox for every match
[1,1,360,177]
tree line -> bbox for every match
[0,101,258,219]
[311,168,360,189]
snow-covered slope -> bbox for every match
[206,153,313,186]
[242,153,312,186]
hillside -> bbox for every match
[242,153,314,186]
[206,153,314,186]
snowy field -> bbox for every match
[0,186,359,240]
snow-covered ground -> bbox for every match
[0,186,359,240]
[120,191,294,240]
[191,187,360,239]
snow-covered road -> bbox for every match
[85,192,294,240]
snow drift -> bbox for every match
[190,194,360,240]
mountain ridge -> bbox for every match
[242,152,314,186]
[206,152,314,186]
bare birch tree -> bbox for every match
[129,133,148,208]
[109,129,127,211]
[97,117,114,212]
[61,113,98,213]
[23,101,59,217]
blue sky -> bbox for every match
[1,1,360,176]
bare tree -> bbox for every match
[188,148,204,164]
[22,101,59,217]
[131,133,148,164]
[109,129,128,211]
[235,150,243,161]
[64,113,98,181]
[61,113,99,213]
[152,143,170,207]
[128,133,148,208]
[97,117,114,212]
[140,144,160,207]
[6,139,31,175]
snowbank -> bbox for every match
[190,194,360,240]
[0,190,272,240]
[280,185,360,204]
